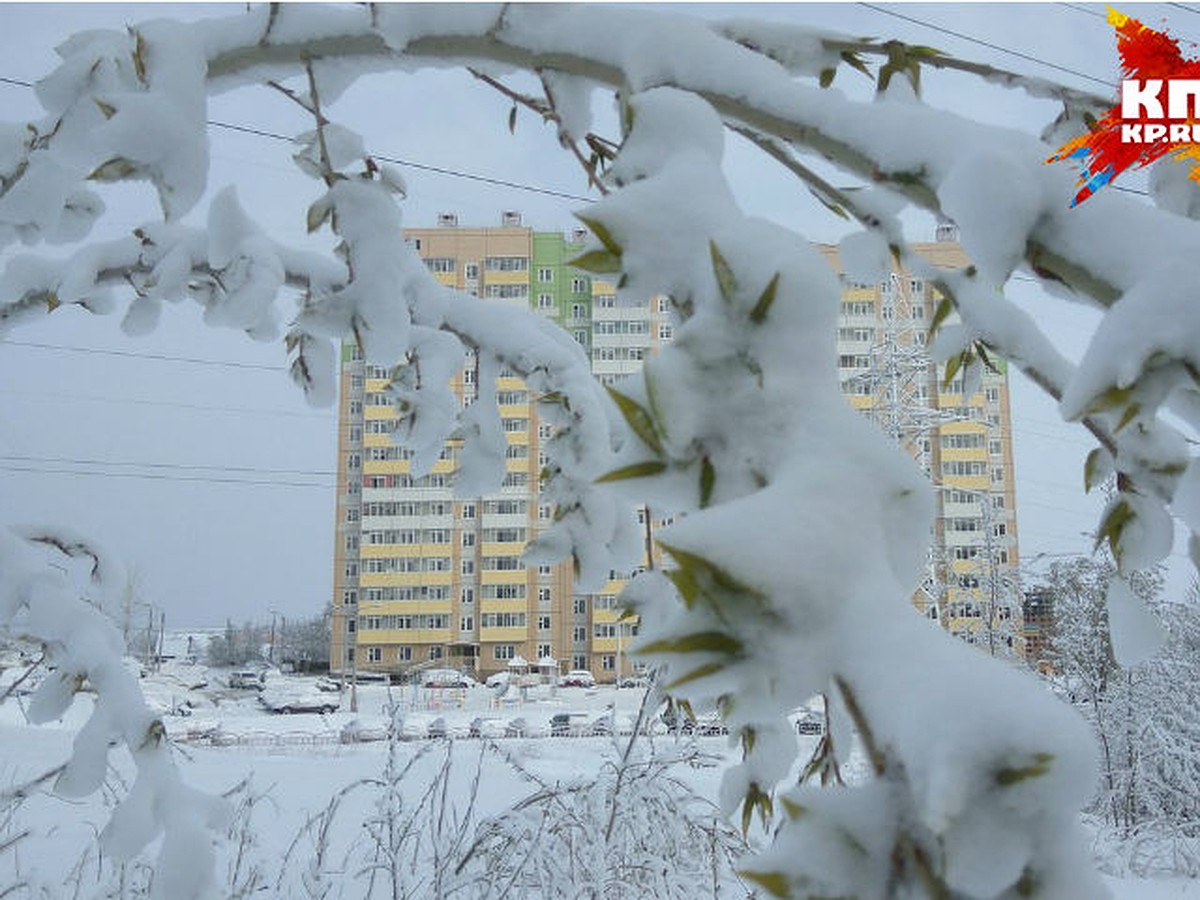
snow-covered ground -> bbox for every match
[0,669,1195,898]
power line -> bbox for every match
[0,386,331,420]
[0,72,594,205]
[0,452,335,478]
[208,120,594,204]
[1,338,287,371]
[0,462,334,489]
[857,2,1113,87]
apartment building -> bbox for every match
[331,220,1022,681]
[822,236,1022,655]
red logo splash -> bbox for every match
[1046,8,1200,206]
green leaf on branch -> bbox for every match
[1078,384,1135,419]
[568,248,622,274]
[1094,499,1135,560]
[1115,402,1141,433]
[595,460,667,483]
[88,157,141,182]
[840,49,873,79]
[943,349,972,389]
[307,197,333,233]
[710,241,738,303]
[605,385,663,455]
[995,752,1054,786]
[699,456,715,508]
[1084,448,1107,493]
[740,870,790,898]
[740,783,774,836]
[750,272,780,324]
[929,295,954,338]
[659,541,766,615]
[664,661,725,690]
[808,186,849,220]
[639,630,743,657]
[575,214,621,255]
[819,67,836,88]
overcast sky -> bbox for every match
[0,3,1194,629]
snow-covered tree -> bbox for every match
[1042,559,1200,869]
[3,5,1200,897]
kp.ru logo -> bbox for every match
[1047,7,1200,206]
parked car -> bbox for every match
[504,717,530,737]
[469,716,506,739]
[259,679,339,714]
[420,668,477,689]
[559,669,596,688]
[617,676,650,689]
[794,712,825,736]
[228,669,265,690]
[550,712,590,737]
[314,676,342,693]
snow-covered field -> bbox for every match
[1,668,1195,898]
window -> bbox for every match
[574,330,588,345]
[397,646,412,662]
[571,303,587,319]
[538,293,554,310]
[571,277,587,292]
[461,588,474,605]
[344,561,358,578]
[657,296,671,313]
[464,263,479,279]
[462,560,475,575]
[424,257,455,273]
[482,612,527,628]
[574,654,587,670]
[538,587,552,603]
[367,646,382,663]
[429,646,444,660]
[342,589,357,606]
[485,283,529,299]
[538,615,552,630]
[494,644,516,661]
[573,626,587,642]
[573,598,587,615]
[462,532,476,547]
[601,655,615,671]
[460,616,474,632]
[347,619,356,633]
[485,256,529,271]
[658,324,673,341]
[483,584,526,600]
[538,643,552,660]
[538,267,554,283]
[462,503,476,519]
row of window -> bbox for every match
[485,284,529,299]
[592,347,646,362]
[361,587,450,602]
[482,612,527,628]
[363,529,453,545]
[363,556,452,573]
[360,614,451,631]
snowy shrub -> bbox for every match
[3,4,1200,896]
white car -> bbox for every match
[260,679,339,714]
